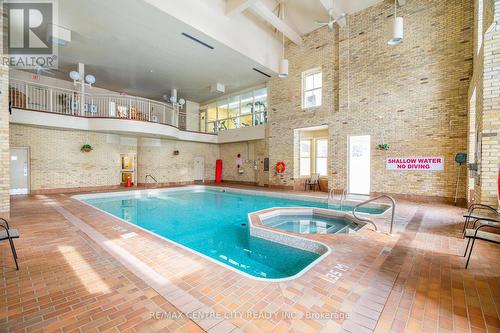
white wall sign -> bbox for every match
[387,157,444,171]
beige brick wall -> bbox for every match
[479,0,500,206]
[469,0,499,206]
[219,140,269,184]
[0,5,10,217]
[137,139,219,184]
[10,125,220,191]
[268,0,473,201]
[10,125,126,191]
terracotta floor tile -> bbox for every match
[1,186,499,333]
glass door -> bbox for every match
[348,135,371,195]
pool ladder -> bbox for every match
[352,195,396,235]
[145,174,158,189]
[328,188,347,210]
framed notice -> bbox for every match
[387,157,444,171]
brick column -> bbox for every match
[480,0,500,206]
[0,4,9,218]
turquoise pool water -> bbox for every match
[262,214,360,234]
[82,189,383,279]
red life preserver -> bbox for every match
[275,161,286,173]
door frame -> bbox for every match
[10,146,31,195]
[347,135,371,195]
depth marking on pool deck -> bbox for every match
[324,263,350,284]
[49,198,244,333]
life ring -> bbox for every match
[275,161,286,173]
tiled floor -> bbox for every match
[0,186,499,333]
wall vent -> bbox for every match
[181,32,214,50]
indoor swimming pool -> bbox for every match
[76,187,386,279]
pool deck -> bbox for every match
[1,185,499,333]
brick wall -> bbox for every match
[268,0,473,202]
[479,0,500,206]
[10,125,126,191]
[137,139,219,184]
[219,140,268,185]
[10,125,219,192]
[0,5,9,217]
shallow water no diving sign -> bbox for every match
[386,157,444,171]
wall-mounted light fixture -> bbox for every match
[163,88,186,108]
[278,2,289,78]
[69,64,96,87]
[388,0,403,46]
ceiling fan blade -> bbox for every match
[315,20,329,25]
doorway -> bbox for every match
[348,135,371,195]
[194,157,204,181]
[120,153,136,185]
[10,147,30,195]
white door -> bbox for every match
[194,157,204,181]
[348,136,371,195]
[10,148,29,195]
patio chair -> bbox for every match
[463,215,500,268]
[0,218,19,270]
[305,173,320,191]
[462,203,500,236]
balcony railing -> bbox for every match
[9,79,187,130]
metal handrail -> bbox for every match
[9,78,179,127]
[145,174,158,189]
[339,188,347,210]
[352,195,396,234]
[328,188,347,210]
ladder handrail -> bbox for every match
[328,188,347,209]
[352,195,396,234]
[339,188,347,210]
[145,174,158,189]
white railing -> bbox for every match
[9,79,184,129]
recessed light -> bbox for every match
[149,69,153,73]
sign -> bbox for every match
[3,0,59,69]
[387,157,444,171]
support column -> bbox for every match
[0,5,10,218]
[480,0,500,206]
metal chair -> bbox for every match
[0,218,19,270]
[463,216,500,268]
[305,173,320,191]
[462,203,499,236]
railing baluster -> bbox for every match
[8,79,203,132]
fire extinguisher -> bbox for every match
[125,176,132,187]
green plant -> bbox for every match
[81,144,93,152]
[377,143,390,151]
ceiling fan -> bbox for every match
[315,8,346,32]
[32,65,56,76]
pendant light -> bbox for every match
[388,0,403,46]
[278,2,289,78]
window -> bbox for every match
[299,140,311,176]
[315,139,328,176]
[199,87,267,133]
[477,0,483,54]
[302,69,322,109]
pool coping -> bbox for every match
[71,185,382,282]
[73,185,393,215]
[248,207,369,254]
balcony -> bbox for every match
[9,79,187,130]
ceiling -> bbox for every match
[273,0,385,36]
[48,0,271,103]
[38,0,384,103]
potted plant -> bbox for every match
[81,144,93,152]
[377,143,390,151]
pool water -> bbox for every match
[82,189,382,279]
[263,214,361,234]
